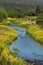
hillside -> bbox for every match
[0,0,43,4]
[0,0,43,10]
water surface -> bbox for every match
[10,25,43,60]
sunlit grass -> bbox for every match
[26,25,43,45]
[0,24,26,65]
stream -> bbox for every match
[10,25,43,61]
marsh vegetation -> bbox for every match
[0,4,43,65]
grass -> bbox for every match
[4,17,29,28]
[0,25,18,45]
[0,16,42,65]
[0,24,26,65]
[0,16,37,28]
[5,16,37,27]
[26,25,43,45]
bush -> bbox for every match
[36,16,43,26]
[0,7,8,21]
[7,9,25,18]
[25,10,36,16]
[35,5,41,13]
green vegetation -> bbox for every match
[0,7,8,21]
[0,3,43,65]
[5,17,29,28]
[36,16,43,27]
[35,5,41,14]
[26,25,43,45]
[0,24,26,65]
[0,6,28,64]
[7,8,25,18]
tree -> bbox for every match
[8,8,25,18]
[36,16,43,27]
[0,7,8,21]
[25,10,36,16]
[35,5,41,13]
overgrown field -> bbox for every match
[26,25,43,45]
[3,16,36,27]
[5,17,29,27]
[0,25,18,45]
[0,24,26,65]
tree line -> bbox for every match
[0,5,43,26]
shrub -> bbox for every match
[0,7,8,21]
[35,5,41,13]
[36,16,43,26]
[26,10,36,16]
[8,9,24,18]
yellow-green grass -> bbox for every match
[2,17,37,28]
[0,24,26,65]
[25,16,37,21]
[0,24,18,45]
[5,17,29,27]
[26,25,43,45]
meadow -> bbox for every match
[3,17,43,46]
[0,24,26,65]
[0,16,43,65]
[5,17,29,27]
[0,16,37,65]
[0,5,43,65]
[26,25,43,45]
[3,16,36,27]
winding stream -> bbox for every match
[10,25,43,61]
